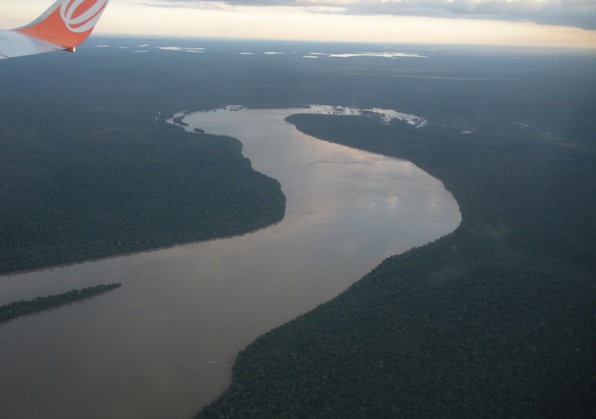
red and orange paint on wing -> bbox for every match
[16,0,109,51]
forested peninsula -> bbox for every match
[198,114,596,418]
[0,119,285,275]
[0,283,121,323]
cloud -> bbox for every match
[145,0,596,29]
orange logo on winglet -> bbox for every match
[17,0,109,49]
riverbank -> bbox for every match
[198,113,596,418]
[0,120,285,275]
[0,107,459,419]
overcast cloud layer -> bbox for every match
[148,0,596,29]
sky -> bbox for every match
[1,0,595,48]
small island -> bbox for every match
[0,283,122,323]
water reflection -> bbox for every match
[0,107,460,419]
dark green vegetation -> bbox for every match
[0,283,121,322]
[0,119,284,273]
[0,39,594,417]
[196,53,596,416]
[0,49,286,274]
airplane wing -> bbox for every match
[0,0,110,60]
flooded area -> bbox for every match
[0,106,460,419]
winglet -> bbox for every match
[15,0,110,51]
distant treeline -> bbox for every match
[0,283,121,323]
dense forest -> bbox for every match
[0,283,121,322]
[0,40,594,417]
[198,93,596,415]
[0,93,285,274]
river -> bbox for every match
[0,106,460,419]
